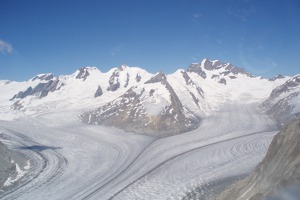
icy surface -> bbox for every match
[0,103,278,200]
[0,60,294,199]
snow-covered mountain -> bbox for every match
[187,58,254,84]
[0,59,294,134]
[261,75,300,127]
[82,72,201,137]
[1,58,300,200]
[1,65,152,118]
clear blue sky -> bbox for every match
[0,0,299,81]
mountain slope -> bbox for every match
[261,75,300,127]
[0,59,299,198]
[217,120,300,200]
[0,141,28,190]
[81,72,201,137]
[0,59,292,135]
[5,65,153,115]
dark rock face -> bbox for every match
[181,71,204,97]
[144,71,167,84]
[201,59,253,77]
[225,64,250,76]
[124,73,130,88]
[218,78,227,85]
[189,92,200,107]
[220,71,231,76]
[269,74,285,81]
[10,79,64,101]
[211,75,219,79]
[262,75,300,127]
[187,64,207,79]
[203,59,223,70]
[0,141,15,189]
[268,75,300,100]
[82,72,201,137]
[107,71,120,91]
[181,71,193,85]
[76,67,90,81]
[0,141,27,190]
[94,86,103,98]
[264,93,299,127]
[33,80,64,98]
[31,73,54,81]
[10,87,33,100]
[217,120,300,200]
[135,73,141,82]
[11,100,24,110]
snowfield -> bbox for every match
[0,103,278,200]
[1,60,295,199]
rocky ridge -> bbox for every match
[261,75,300,127]
[217,120,300,200]
[82,72,201,137]
[0,141,28,190]
[3,59,293,135]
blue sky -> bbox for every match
[0,0,299,81]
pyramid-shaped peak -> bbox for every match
[145,71,167,84]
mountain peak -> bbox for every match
[187,63,207,79]
[118,64,129,71]
[269,74,285,81]
[199,59,253,77]
[74,66,99,81]
[145,71,167,84]
[201,59,227,71]
[31,73,55,81]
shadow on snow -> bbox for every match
[17,145,62,151]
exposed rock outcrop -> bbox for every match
[31,73,55,81]
[0,141,28,190]
[187,63,207,79]
[135,73,141,82]
[107,70,120,91]
[10,79,64,101]
[75,67,90,81]
[262,75,300,127]
[94,85,103,98]
[217,120,300,200]
[218,78,226,85]
[82,72,201,137]
[181,71,204,97]
[269,74,285,81]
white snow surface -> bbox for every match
[0,61,296,199]
[263,74,300,114]
[137,82,171,116]
[0,103,278,200]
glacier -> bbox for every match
[0,59,299,199]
